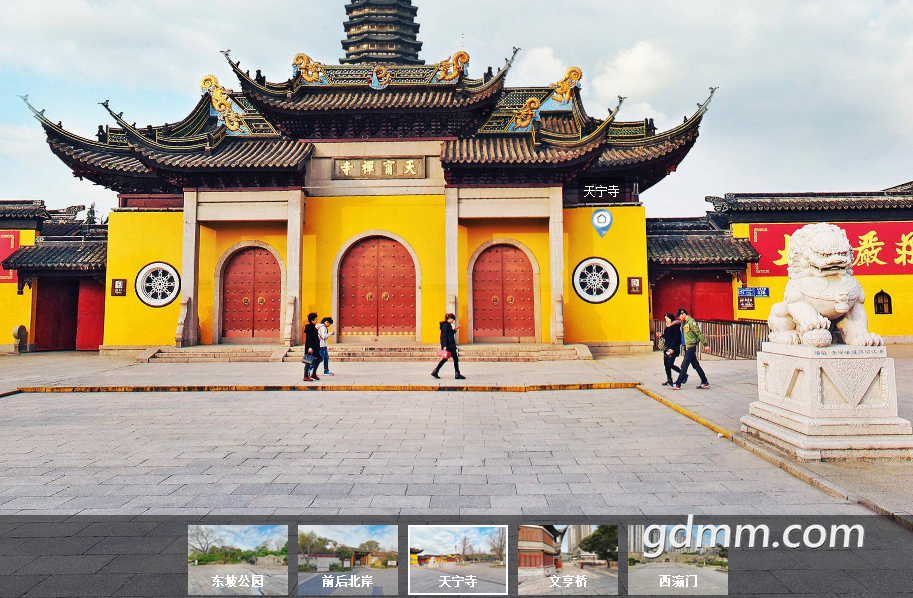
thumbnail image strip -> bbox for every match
[408,525,508,595]
[517,524,618,595]
[297,525,399,595]
[187,525,289,596]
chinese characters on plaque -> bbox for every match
[333,157,425,180]
[750,222,913,276]
[111,279,127,296]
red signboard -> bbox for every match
[749,222,913,277]
[0,231,20,283]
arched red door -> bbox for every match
[472,244,535,341]
[338,236,416,340]
[221,248,282,339]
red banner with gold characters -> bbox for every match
[0,230,20,283]
[749,222,913,277]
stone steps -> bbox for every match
[144,344,590,363]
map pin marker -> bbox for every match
[591,209,613,237]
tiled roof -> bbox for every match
[884,180,913,192]
[648,235,760,265]
[0,201,49,219]
[540,114,580,136]
[132,138,313,170]
[597,127,698,168]
[441,134,604,166]
[707,192,913,212]
[2,241,106,271]
[39,223,107,238]
[245,83,504,112]
[646,215,728,234]
[47,136,151,175]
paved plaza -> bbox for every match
[409,563,507,594]
[0,350,909,517]
[518,566,618,595]
[187,563,288,596]
[297,568,397,595]
[628,562,727,595]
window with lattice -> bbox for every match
[875,290,892,315]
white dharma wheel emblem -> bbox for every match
[572,257,619,303]
[135,262,180,307]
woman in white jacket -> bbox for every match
[317,317,334,376]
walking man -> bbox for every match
[671,308,710,389]
[317,317,334,376]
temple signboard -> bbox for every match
[750,222,913,276]
[333,157,425,180]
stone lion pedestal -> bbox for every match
[740,342,913,460]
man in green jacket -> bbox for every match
[671,308,710,389]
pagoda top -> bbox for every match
[341,0,423,65]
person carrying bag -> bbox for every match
[431,313,465,380]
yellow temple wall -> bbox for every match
[731,222,913,339]
[197,222,288,345]
[563,205,651,345]
[459,218,552,344]
[0,229,36,350]
[103,211,184,347]
[302,194,446,344]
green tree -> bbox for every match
[335,546,354,568]
[577,526,618,564]
[359,540,381,552]
[85,202,97,225]
[299,531,330,567]
[718,545,728,560]
[281,540,289,555]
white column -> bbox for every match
[549,186,565,344]
[286,191,305,346]
[445,187,459,323]
[180,189,200,346]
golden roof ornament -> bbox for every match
[552,67,583,103]
[437,51,470,82]
[199,75,244,133]
[513,97,542,129]
[293,54,323,83]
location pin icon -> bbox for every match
[591,209,613,237]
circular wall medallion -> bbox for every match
[135,262,180,308]
[572,257,619,304]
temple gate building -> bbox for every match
[1,0,713,357]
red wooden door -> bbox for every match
[339,237,416,338]
[652,273,734,320]
[34,278,79,351]
[472,245,535,340]
[222,248,281,339]
[76,278,105,351]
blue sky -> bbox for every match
[2,1,912,216]
[298,525,398,551]
[190,525,288,552]
[409,526,504,555]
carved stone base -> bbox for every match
[741,342,913,460]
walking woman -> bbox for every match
[657,312,686,386]
[432,313,465,380]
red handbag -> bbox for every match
[436,349,451,359]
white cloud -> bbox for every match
[201,525,288,552]
[591,40,678,109]
[512,47,568,87]
[409,526,504,555]
[298,525,398,551]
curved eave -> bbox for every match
[101,102,228,153]
[342,34,422,48]
[129,139,314,173]
[230,47,517,107]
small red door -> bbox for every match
[34,278,79,351]
[472,245,535,340]
[338,237,416,339]
[652,272,734,321]
[221,248,281,339]
[76,278,105,351]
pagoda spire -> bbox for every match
[341,0,423,65]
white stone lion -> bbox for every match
[767,222,884,347]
